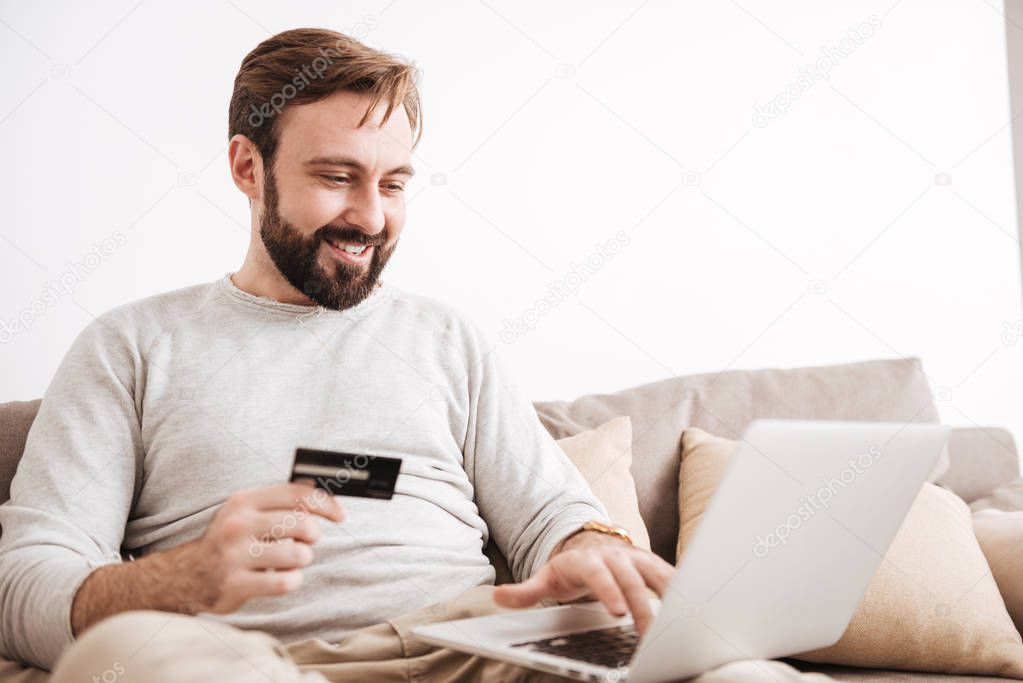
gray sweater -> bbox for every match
[0,274,607,669]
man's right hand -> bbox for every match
[71,482,345,635]
[188,482,346,614]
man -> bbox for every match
[0,28,673,681]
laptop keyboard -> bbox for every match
[510,624,638,669]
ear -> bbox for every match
[228,134,264,202]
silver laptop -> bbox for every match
[412,420,949,683]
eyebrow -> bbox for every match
[304,155,415,177]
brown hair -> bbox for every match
[228,28,422,167]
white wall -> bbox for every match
[1,1,1021,449]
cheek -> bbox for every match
[384,203,406,241]
[276,180,338,231]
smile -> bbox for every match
[324,238,374,265]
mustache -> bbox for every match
[317,226,386,247]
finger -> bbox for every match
[606,552,654,635]
[576,561,629,618]
[248,511,324,545]
[242,483,346,522]
[632,552,675,598]
[248,539,315,570]
[224,567,304,601]
[492,572,551,608]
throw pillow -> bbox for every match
[676,427,1023,678]
[557,416,652,552]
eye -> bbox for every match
[384,183,405,193]
[322,175,351,185]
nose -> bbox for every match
[341,182,386,237]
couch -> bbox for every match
[1,357,1019,682]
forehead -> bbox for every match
[274,89,413,166]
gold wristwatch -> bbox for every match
[572,520,634,546]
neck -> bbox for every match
[232,248,317,306]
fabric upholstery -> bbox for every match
[972,509,1023,636]
[484,416,651,582]
[552,415,651,552]
[792,661,1019,682]
[0,400,39,506]
[972,478,1023,513]
[971,478,1023,635]
[943,429,1021,503]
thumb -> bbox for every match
[492,574,549,608]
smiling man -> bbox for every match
[0,29,673,682]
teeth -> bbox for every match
[327,239,369,255]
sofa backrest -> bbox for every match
[534,357,940,561]
[0,399,40,506]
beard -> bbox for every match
[259,166,396,311]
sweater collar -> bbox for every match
[217,272,392,319]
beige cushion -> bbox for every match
[536,358,939,562]
[971,478,1023,514]
[944,429,1021,504]
[677,427,1023,679]
[484,416,652,583]
[971,479,1023,635]
[555,416,651,552]
[676,427,733,560]
[972,510,1023,636]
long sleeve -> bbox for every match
[0,315,143,669]
[462,324,609,583]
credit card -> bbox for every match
[289,448,401,500]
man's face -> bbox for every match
[258,90,414,310]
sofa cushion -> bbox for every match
[972,509,1023,637]
[971,478,1023,635]
[944,428,1021,504]
[485,416,652,583]
[554,415,651,552]
[793,661,1020,682]
[0,399,40,506]
[677,427,1023,680]
[534,358,939,561]
[971,478,1023,514]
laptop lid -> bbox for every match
[628,420,949,683]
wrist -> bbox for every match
[150,539,218,614]
[554,521,634,556]
[71,540,212,635]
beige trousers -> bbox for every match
[2,585,835,683]
[21,586,568,683]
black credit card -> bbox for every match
[289,448,401,500]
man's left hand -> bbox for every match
[492,530,675,635]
